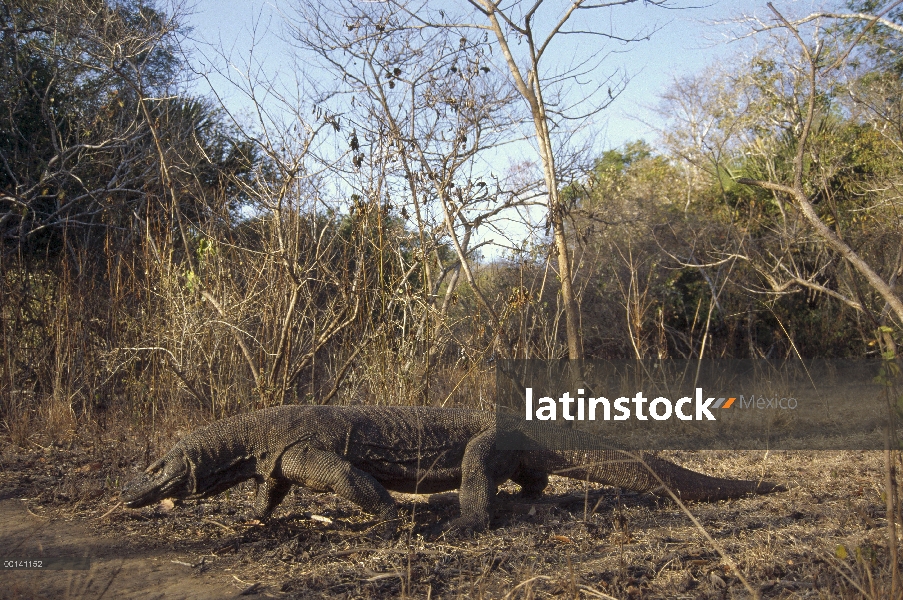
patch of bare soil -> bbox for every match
[1,432,898,599]
[0,500,243,599]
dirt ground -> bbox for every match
[0,500,243,599]
[0,428,899,599]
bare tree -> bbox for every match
[455,0,674,360]
[133,21,383,409]
[286,0,549,368]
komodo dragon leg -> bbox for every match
[275,446,399,535]
[442,428,519,533]
[253,477,293,521]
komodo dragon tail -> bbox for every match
[527,449,784,501]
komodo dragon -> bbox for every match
[121,405,782,534]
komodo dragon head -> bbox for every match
[121,447,193,508]
[121,439,261,509]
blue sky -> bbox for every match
[180,0,832,151]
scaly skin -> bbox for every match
[121,406,783,534]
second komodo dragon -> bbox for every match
[122,405,783,534]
